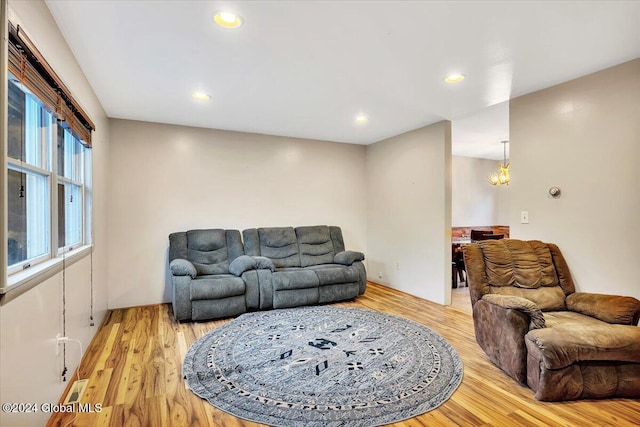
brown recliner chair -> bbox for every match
[463,239,640,401]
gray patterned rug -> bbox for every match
[183,306,463,426]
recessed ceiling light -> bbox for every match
[192,92,211,101]
[355,114,369,124]
[444,74,465,84]
[214,11,243,29]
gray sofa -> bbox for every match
[169,225,365,321]
[243,225,367,309]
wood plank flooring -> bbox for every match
[48,282,640,426]
[451,285,471,313]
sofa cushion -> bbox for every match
[306,264,359,286]
[187,229,230,275]
[272,269,319,291]
[480,240,559,289]
[543,310,607,328]
[295,226,336,267]
[488,285,566,311]
[525,320,640,370]
[566,293,640,325]
[258,227,301,268]
[190,275,245,300]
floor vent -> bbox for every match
[63,379,88,405]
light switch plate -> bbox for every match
[520,211,529,224]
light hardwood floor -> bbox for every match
[48,282,640,426]
[451,285,471,313]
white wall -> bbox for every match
[107,119,367,308]
[0,1,110,426]
[366,121,452,304]
[510,59,640,299]
[451,155,509,227]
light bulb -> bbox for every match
[444,74,465,83]
[219,13,236,23]
[192,92,211,101]
[355,114,369,124]
[214,12,244,28]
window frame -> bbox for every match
[6,88,55,274]
[56,125,86,254]
[6,161,52,275]
[1,17,95,302]
[6,79,90,275]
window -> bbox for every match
[7,83,53,272]
[6,78,90,274]
[58,125,85,250]
[4,22,95,289]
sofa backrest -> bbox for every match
[463,239,575,311]
[243,225,347,268]
[169,229,244,275]
[295,225,345,267]
[244,227,301,268]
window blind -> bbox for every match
[7,21,95,146]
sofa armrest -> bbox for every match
[567,292,640,325]
[334,250,365,266]
[473,298,532,383]
[253,256,275,272]
[482,294,546,329]
[170,259,197,279]
[229,255,257,276]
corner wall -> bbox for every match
[509,59,640,299]
[107,119,367,309]
[0,1,110,426]
[366,121,452,304]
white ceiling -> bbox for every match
[452,101,509,160]
[44,1,640,159]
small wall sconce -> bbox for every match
[549,186,561,198]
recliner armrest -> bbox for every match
[229,255,257,276]
[334,250,365,266]
[170,259,197,279]
[482,294,545,329]
[473,298,532,383]
[567,292,640,325]
[253,256,275,272]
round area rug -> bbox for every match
[183,306,463,426]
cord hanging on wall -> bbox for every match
[61,246,68,381]
[90,249,94,327]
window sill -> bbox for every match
[1,245,93,305]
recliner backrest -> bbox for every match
[243,225,348,269]
[169,229,244,276]
[464,239,575,311]
[295,225,344,267]
[244,227,301,268]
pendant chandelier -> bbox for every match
[488,140,510,186]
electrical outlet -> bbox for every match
[378,272,382,279]
[396,262,400,270]
[520,211,529,224]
